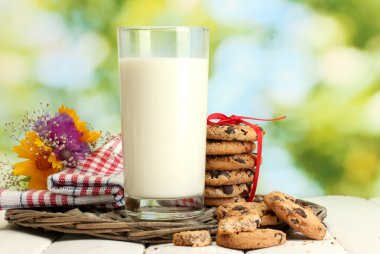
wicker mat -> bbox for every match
[4,198,327,244]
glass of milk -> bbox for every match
[118,27,209,220]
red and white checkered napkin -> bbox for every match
[0,135,125,210]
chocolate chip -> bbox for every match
[285,196,296,202]
[272,195,282,201]
[209,170,230,179]
[241,192,248,199]
[248,171,254,177]
[294,208,307,218]
[291,218,299,224]
[255,219,260,227]
[274,233,283,244]
[209,170,220,178]
[232,205,248,212]
[296,202,308,209]
[233,158,246,164]
[222,185,234,194]
[225,126,235,134]
[241,129,248,135]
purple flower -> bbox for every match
[34,113,50,139]
[46,113,90,167]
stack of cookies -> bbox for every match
[204,124,259,206]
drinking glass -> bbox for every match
[118,26,209,220]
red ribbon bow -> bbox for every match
[207,113,286,202]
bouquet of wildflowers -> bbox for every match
[2,104,103,190]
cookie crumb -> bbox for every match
[173,230,212,247]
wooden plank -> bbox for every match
[145,243,243,254]
[369,197,380,208]
[246,231,348,254]
[43,234,145,254]
[306,196,380,254]
[0,210,59,254]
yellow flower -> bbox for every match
[12,131,62,190]
[58,105,101,143]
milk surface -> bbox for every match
[119,57,208,198]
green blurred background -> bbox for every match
[1,0,379,197]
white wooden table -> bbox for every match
[1,196,380,254]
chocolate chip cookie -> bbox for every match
[207,124,258,141]
[261,212,284,227]
[215,201,268,220]
[173,230,212,247]
[205,169,254,186]
[204,184,249,198]
[216,229,286,250]
[217,214,261,234]
[206,154,256,171]
[215,201,283,227]
[264,191,326,240]
[204,196,246,207]
[206,141,255,155]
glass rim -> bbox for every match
[118,26,209,32]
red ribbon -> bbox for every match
[207,113,286,202]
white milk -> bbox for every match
[119,57,208,198]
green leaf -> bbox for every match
[19,176,31,182]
